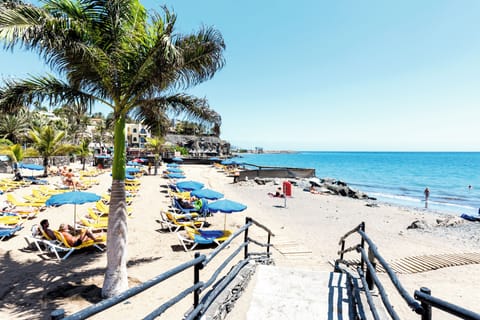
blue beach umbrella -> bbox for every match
[191,188,224,200]
[110,173,136,179]
[167,173,186,179]
[18,163,44,171]
[18,162,44,177]
[176,180,204,191]
[207,199,247,230]
[166,163,179,168]
[167,167,183,173]
[126,167,140,173]
[172,157,183,162]
[46,191,101,228]
[220,159,233,165]
[209,157,220,161]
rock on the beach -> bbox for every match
[407,220,429,230]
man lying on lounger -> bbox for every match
[40,219,55,240]
[268,187,285,198]
[58,223,101,246]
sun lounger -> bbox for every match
[159,211,203,232]
[94,201,133,216]
[0,214,22,225]
[6,194,47,208]
[51,230,106,260]
[0,224,23,240]
[77,214,108,230]
[177,226,231,251]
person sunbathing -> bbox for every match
[177,197,202,210]
[268,187,285,198]
[58,223,101,246]
[39,219,55,240]
[309,185,321,194]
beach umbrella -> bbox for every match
[18,163,44,171]
[18,162,44,177]
[191,188,224,200]
[172,157,183,162]
[209,157,220,161]
[126,167,140,173]
[220,159,233,165]
[176,180,204,191]
[46,191,101,229]
[110,173,136,180]
[167,173,186,179]
[166,167,183,173]
[207,199,247,230]
[166,163,179,168]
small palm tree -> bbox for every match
[76,138,92,170]
[29,126,75,176]
[0,108,31,144]
[145,136,164,175]
[0,142,23,170]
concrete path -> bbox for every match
[244,265,349,320]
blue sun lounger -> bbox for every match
[0,224,23,240]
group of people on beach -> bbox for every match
[39,219,101,246]
[57,166,84,189]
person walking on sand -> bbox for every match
[424,187,430,208]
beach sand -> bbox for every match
[0,164,479,319]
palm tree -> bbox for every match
[0,107,31,144]
[0,142,23,170]
[28,126,74,176]
[0,0,225,297]
[54,103,91,145]
[76,138,92,170]
[145,136,164,175]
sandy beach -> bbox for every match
[1,163,479,319]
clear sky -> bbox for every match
[1,0,480,151]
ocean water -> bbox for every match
[232,152,480,216]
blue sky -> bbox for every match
[1,1,480,151]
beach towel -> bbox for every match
[460,213,480,222]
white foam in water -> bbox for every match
[371,192,476,215]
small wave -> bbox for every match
[428,200,475,210]
[370,192,422,203]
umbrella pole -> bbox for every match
[224,213,226,231]
[74,204,77,234]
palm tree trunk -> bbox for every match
[102,115,129,298]
[43,157,48,177]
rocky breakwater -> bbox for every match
[309,177,376,200]
[250,176,376,200]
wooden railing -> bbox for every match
[51,217,274,319]
[334,222,480,320]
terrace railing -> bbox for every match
[334,222,480,320]
[52,216,274,320]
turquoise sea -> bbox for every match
[232,152,480,216]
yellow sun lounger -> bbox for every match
[159,211,203,232]
[7,194,46,208]
[0,215,22,226]
[95,201,133,216]
[51,230,106,260]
